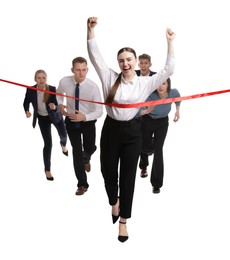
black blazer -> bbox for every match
[23,85,58,128]
[135,70,156,76]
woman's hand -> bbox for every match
[26,111,31,118]
[173,110,180,122]
[166,28,175,41]
[87,17,97,39]
[87,17,97,29]
[59,104,70,116]
[48,103,56,110]
[140,106,155,116]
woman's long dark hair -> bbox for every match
[105,47,137,104]
[154,77,171,94]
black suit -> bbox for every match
[135,70,156,77]
[23,85,67,171]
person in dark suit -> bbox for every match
[23,69,68,181]
[135,53,156,77]
[135,53,156,177]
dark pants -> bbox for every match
[38,115,67,171]
[139,115,168,188]
[65,118,97,188]
[100,116,142,219]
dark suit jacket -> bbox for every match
[23,85,58,128]
[135,70,156,76]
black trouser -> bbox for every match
[139,115,168,188]
[65,118,97,188]
[100,116,142,219]
[38,115,67,172]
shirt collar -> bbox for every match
[121,73,138,85]
[72,77,87,87]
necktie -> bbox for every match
[75,83,80,128]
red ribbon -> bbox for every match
[1,78,230,108]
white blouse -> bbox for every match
[37,90,48,116]
[87,38,175,121]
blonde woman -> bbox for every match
[23,70,68,181]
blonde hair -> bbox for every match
[34,69,50,103]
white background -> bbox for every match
[1,0,230,259]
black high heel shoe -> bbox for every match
[62,150,68,156]
[112,197,120,224]
[45,171,54,181]
[118,221,129,243]
[46,176,54,181]
[112,214,119,224]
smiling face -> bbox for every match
[117,48,137,81]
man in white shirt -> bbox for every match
[57,57,103,195]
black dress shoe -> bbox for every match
[75,186,88,195]
[140,168,148,178]
[118,221,129,243]
[153,187,160,193]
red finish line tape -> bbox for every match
[1,78,230,108]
